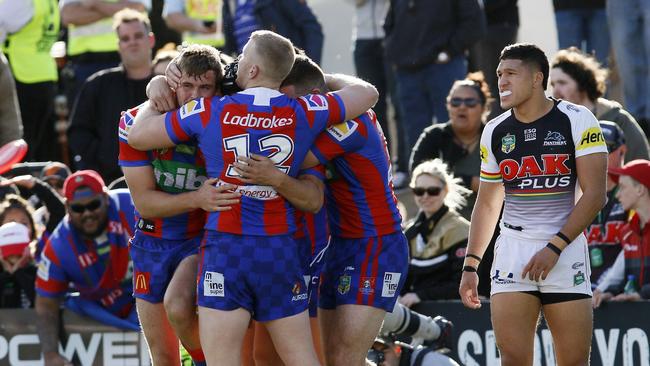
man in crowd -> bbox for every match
[119,44,240,366]
[68,8,154,184]
[163,0,225,48]
[35,170,137,366]
[128,30,377,365]
[593,159,650,306]
[460,43,607,366]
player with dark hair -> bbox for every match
[128,30,378,366]
[459,43,608,365]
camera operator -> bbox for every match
[367,337,460,366]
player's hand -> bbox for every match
[44,352,73,366]
[592,289,613,308]
[0,175,35,190]
[147,75,177,113]
[165,61,182,89]
[611,292,642,302]
[459,271,481,309]
[233,154,285,187]
[192,178,240,212]
[521,246,560,282]
[398,293,421,308]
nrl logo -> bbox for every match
[501,133,516,154]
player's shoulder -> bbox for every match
[483,109,513,135]
[555,99,592,122]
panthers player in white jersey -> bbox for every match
[459,43,608,366]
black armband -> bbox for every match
[462,265,478,273]
[546,243,562,256]
[556,231,572,246]
[465,253,482,262]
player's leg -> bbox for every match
[164,251,204,365]
[241,322,256,366]
[253,320,284,366]
[490,292,542,366]
[136,299,181,366]
[198,307,251,366]
[310,316,325,364]
[542,297,592,366]
[264,310,320,366]
[320,304,386,366]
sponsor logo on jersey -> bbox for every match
[37,255,51,281]
[118,114,134,141]
[572,262,585,270]
[359,277,375,295]
[216,181,279,200]
[175,144,196,155]
[577,127,606,150]
[134,271,150,295]
[573,271,585,286]
[203,271,225,297]
[291,281,308,301]
[338,274,351,295]
[153,160,207,193]
[491,270,515,284]
[480,144,489,163]
[524,128,536,141]
[382,272,401,298]
[137,218,155,233]
[566,104,581,113]
[543,131,567,146]
[499,154,572,181]
[300,94,329,111]
[327,120,358,141]
[501,133,516,154]
[223,111,293,128]
[179,99,205,119]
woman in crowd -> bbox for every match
[409,72,491,220]
[399,159,471,307]
[550,47,650,161]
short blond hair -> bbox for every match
[113,8,151,33]
[249,30,296,83]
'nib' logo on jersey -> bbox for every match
[153,161,207,193]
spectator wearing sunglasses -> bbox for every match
[34,170,138,366]
[400,159,471,307]
[410,72,492,220]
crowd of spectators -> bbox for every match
[0,0,649,362]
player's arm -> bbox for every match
[123,166,239,217]
[128,101,176,150]
[325,73,378,121]
[60,2,105,25]
[233,154,325,213]
[459,180,504,309]
[91,1,147,17]
[35,295,71,366]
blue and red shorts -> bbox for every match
[129,230,201,303]
[197,231,308,321]
[297,235,329,317]
[319,231,408,311]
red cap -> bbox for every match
[609,159,650,189]
[63,170,106,201]
[0,222,30,258]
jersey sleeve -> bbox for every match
[572,107,608,158]
[118,107,150,167]
[164,97,214,144]
[298,164,326,182]
[35,240,69,298]
[479,123,502,183]
[310,115,366,164]
[297,92,346,134]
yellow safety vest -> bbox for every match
[3,0,59,83]
[67,0,119,56]
[184,0,224,47]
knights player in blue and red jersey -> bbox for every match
[274,54,408,366]
[35,170,137,366]
[119,45,239,366]
[128,30,378,366]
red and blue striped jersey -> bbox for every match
[310,110,402,238]
[35,190,136,318]
[118,106,206,240]
[164,88,345,236]
[294,166,329,256]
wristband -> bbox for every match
[546,242,562,256]
[556,231,571,246]
[465,253,482,262]
[462,265,478,273]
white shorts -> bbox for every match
[490,233,592,296]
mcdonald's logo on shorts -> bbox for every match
[134,271,151,295]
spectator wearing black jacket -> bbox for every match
[400,159,471,307]
[384,0,485,168]
[0,222,36,308]
[67,9,154,183]
[409,72,491,220]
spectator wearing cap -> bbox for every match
[34,170,138,366]
[593,160,650,307]
[0,222,36,308]
[585,121,629,287]
[40,161,71,197]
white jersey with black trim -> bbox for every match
[479,99,608,240]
